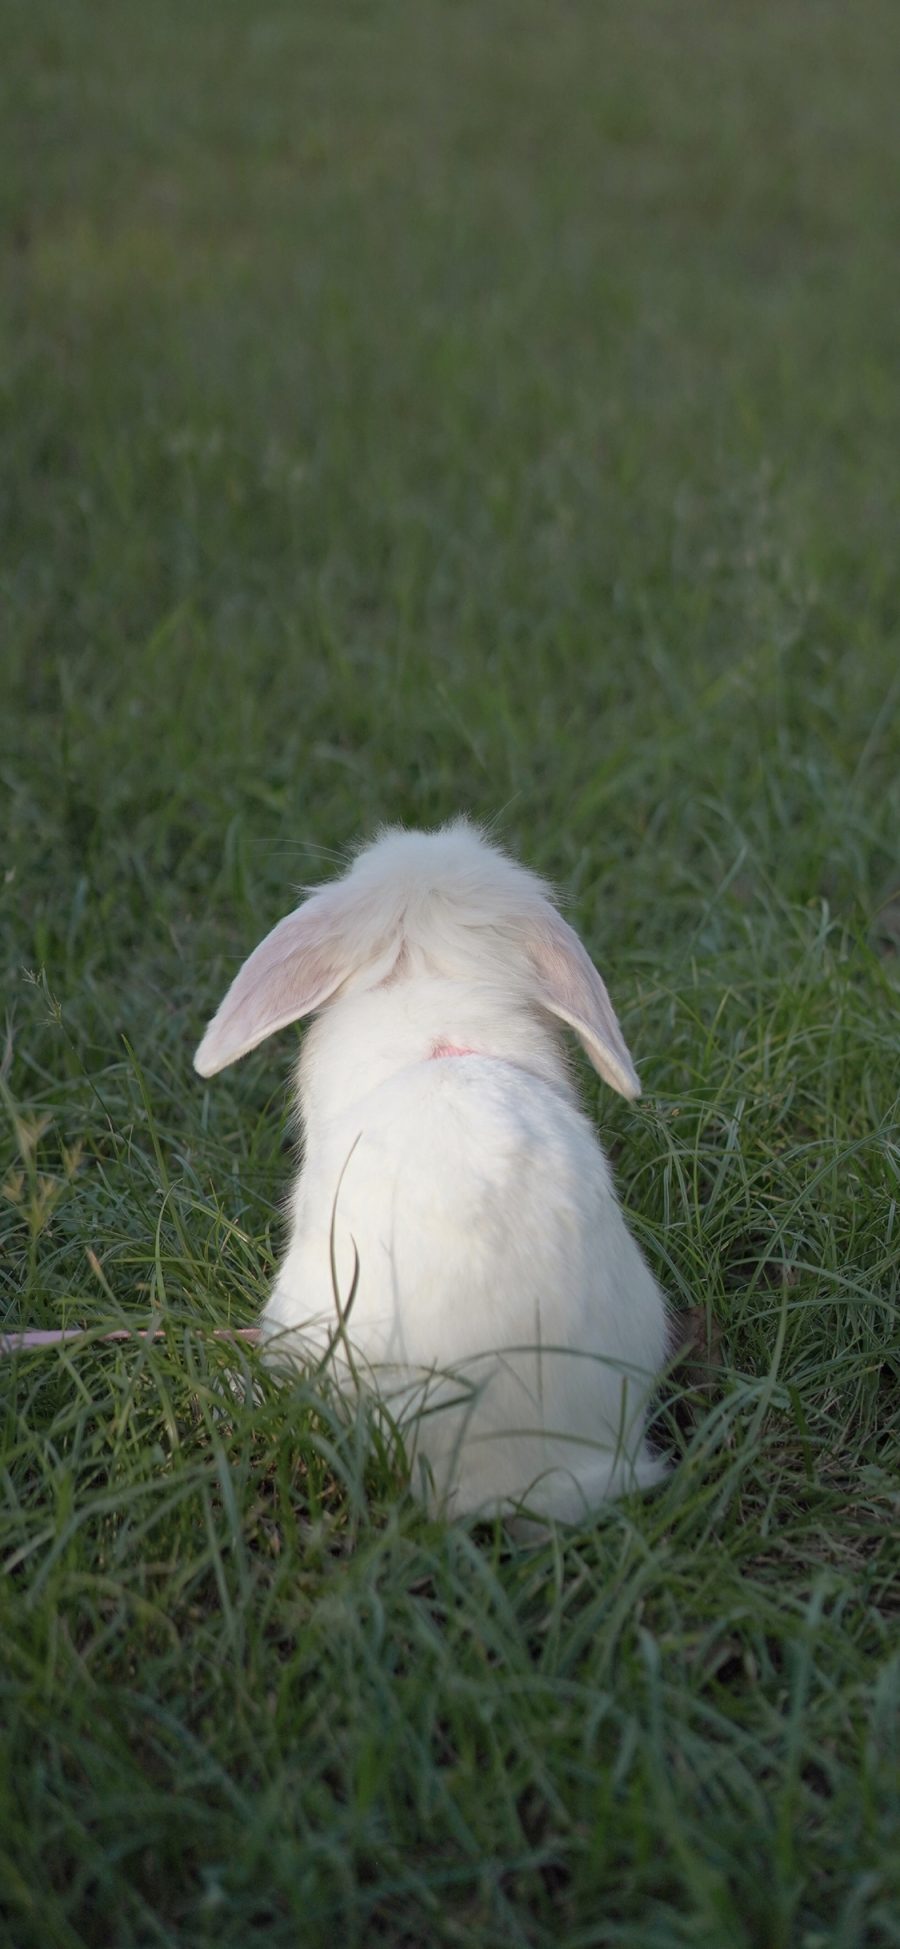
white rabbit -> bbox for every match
[194,820,669,1523]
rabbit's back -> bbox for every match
[262,1058,667,1516]
[275,1057,605,1345]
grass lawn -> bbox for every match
[2,1,898,1942]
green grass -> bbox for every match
[2,1,899,1942]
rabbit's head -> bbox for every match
[194,819,641,1098]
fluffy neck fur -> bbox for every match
[296,975,575,1140]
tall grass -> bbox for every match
[2,2,898,1942]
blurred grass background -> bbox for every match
[1,2,898,1944]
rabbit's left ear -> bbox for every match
[529,910,642,1099]
[193,886,374,1077]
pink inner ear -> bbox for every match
[529,913,641,1100]
[193,895,350,1077]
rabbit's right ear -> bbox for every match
[528,909,642,1100]
[194,889,366,1077]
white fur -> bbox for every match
[195,819,670,1522]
